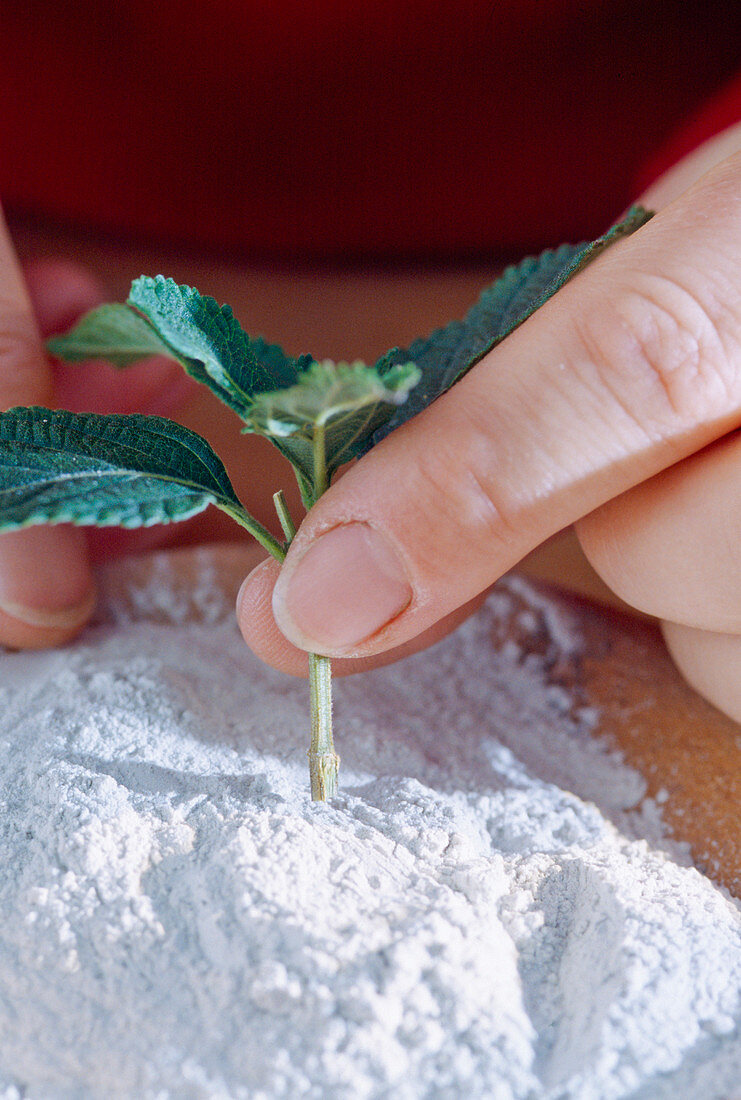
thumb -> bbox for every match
[0,211,95,648]
[241,150,741,661]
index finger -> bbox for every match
[259,150,741,659]
[0,209,55,407]
[0,208,94,648]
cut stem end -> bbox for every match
[309,750,341,802]
[308,652,338,801]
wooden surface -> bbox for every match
[518,532,740,893]
[507,579,740,897]
[578,601,740,895]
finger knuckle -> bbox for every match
[574,272,741,427]
[412,415,520,549]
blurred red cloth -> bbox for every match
[1,1,739,259]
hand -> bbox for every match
[576,124,741,724]
[0,213,95,648]
[238,122,741,731]
[0,212,281,648]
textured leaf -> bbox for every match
[46,303,171,367]
[0,406,248,531]
[242,359,420,496]
[127,277,307,417]
[247,335,315,388]
[367,205,654,449]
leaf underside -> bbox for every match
[242,359,421,489]
[0,407,245,531]
[46,303,172,366]
[366,205,653,449]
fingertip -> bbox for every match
[236,555,281,628]
[0,526,95,649]
[236,551,488,680]
[661,619,741,727]
[0,591,96,650]
[237,556,311,678]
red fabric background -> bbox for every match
[1,1,739,259]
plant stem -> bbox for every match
[308,652,339,801]
[312,424,328,501]
[222,503,286,563]
[271,488,339,802]
[272,490,296,543]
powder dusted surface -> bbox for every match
[0,555,739,1099]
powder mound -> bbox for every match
[0,557,739,1099]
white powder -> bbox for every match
[0,552,739,1099]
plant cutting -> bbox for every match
[0,206,652,800]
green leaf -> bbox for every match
[247,334,315,388]
[552,203,654,283]
[241,358,420,497]
[0,406,266,538]
[46,303,172,366]
[127,277,307,418]
[366,205,654,449]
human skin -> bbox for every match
[1,123,741,722]
[235,121,741,724]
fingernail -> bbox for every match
[274,523,412,652]
[0,527,94,629]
